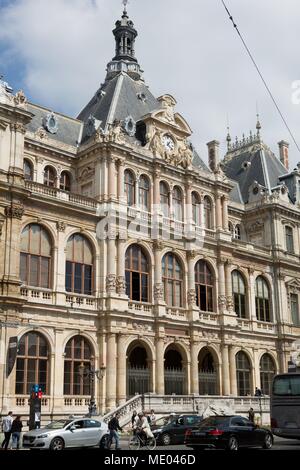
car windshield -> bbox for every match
[45,420,73,429]
[197,417,229,429]
[153,416,177,426]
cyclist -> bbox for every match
[133,412,154,445]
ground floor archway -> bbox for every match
[126,343,151,397]
[164,346,186,395]
[198,348,218,395]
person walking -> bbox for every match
[108,413,123,450]
[11,416,23,450]
[248,407,255,423]
[1,411,13,450]
[131,410,137,428]
[149,409,156,425]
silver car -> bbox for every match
[22,418,109,450]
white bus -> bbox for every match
[271,373,300,439]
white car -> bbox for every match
[22,417,109,450]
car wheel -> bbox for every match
[262,433,273,449]
[49,437,65,451]
[161,433,171,446]
[99,434,109,449]
[227,436,238,451]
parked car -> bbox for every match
[184,415,273,451]
[22,417,109,450]
[151,414,202,446]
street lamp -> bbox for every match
[78,360,106,417]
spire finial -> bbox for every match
[256,113,261,136]
[226,126,232,150]
[122,0,128,15]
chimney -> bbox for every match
[278,140,289,170]
[207,140,220,172]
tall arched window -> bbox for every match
[60,171,71,191]
[44,166,56,187]
[192,192,201,226]
[138,175,150,211]
[66,234,93,295]
[195,260,214,312]
[160,182,169,217]
[24,159,33,181]
[125,245,149,302]
[203,196,212,229]
[162,253,183,307]
[16,332,49,395]
[64,336,92,395]
[20,224,52,288]
[124,170,135,207]
[173,186,183,221]
[260,354,276,395]
[236,351,251,396]
[234,224,241,240]
[255,276,271,322]
[285,226,294,253]
[232,270,246,318]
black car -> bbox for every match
[151,414,202,446]
[184,415,273,451]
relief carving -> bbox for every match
[154,283,164,301]
[5,204,24,220]
[56,221,66,232]
[187,289,196,306]
[13,90,27,107]
[116,276,126,294]
[106,274,116,293]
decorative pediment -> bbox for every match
[149,94,192,135]
[286,278,300,293]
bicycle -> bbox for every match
[128,431,156,450]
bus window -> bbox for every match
[273,375,300,396]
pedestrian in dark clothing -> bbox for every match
[108,413,122,450]
[254,387,262,397]
[11,416,23,450]
[248,407,255,423]
[131,410,137,428]
[1,411,13,450]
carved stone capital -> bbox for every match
[218,295,227,309]
[226,295,234,311]
[187,250,196,260]
[5,204,24,220]
[116,276,126,294]
[106,274,116,293]
[154,283,164,301]
[56,221,66,232]
[153,240,164,251]
[10,122,26,134]
[0,219,4,237]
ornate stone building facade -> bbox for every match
[0,7,300,418]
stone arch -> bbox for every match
[259,352,277,395]
[164,342,189,395]
[126,339,153,397]
[20,219,56,248]
[198,346,220,395]
[235,349,254,396]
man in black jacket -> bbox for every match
[108,413,122,450]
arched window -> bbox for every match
[162,253,183,307]
[203,196,212,229]
[195,260,214,312]
[236,351,251,396]
[234,224,241,240]
[66,234,93,295]
[228,222,234,235]
[64,336,92,395]
[255,276,271,322]
[138,175,150,211]
[260,354,276,395]
[124,170,135,207]
[173,186,183,221]
[44,166,56,187]
[16,332,49,395]
[60,171,71,192]
[232,270,246,318]
[192,192,201,226]
[160,182,169,217]
[24,159,33,181]
[125,245,149,302]
[285,226,294,253]
[20,224,52,288]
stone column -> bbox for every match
[2,204,24,296]
[106,233,117,294]
[229,346,237,395]
[249,268,257,321]
[225,260,234,312]
[222,196,229,231]
[185,183,192,223]
[187,251,196,307]
[153,241,164,304]
[106,333,117,409]
[108,156,116,199]
[117,158,126,203]
[116,234,126,295]
[51,328,65,413]
[253,348,261,390]
[218,260,226,314]
[221,344,230,395]
[117,335,127,406]
[190,341,199,394]
[155,338,165,394]
[215,195,222,230]
[153,169,161,208]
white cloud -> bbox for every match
[1,0,300,167]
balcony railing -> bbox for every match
[21,287,53,303]
[65,294,97,310]
[256,321,275,332]
[199,311,218,323]
[25,181,98,211]
[128,301,153,314]
[166,307,187,319]
[64,396,90,407]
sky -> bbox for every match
[1,0,300,167]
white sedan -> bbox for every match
[22,417,109,450]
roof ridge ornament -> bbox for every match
[122,0,128,16]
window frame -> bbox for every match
[65,234,93,295]
[195,260,214,312]
[203,196,212,229]
[63,335,92,396]
[232,270,246,318]
[162,253,183,307]
[124,170,135,207]
[138,175,150,212]
[255,276,271,322]
[44,166,57,187]
[125,245,150,303]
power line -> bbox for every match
[221,0,300,154]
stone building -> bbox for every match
[0,7,300,418]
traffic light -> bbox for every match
[29,385,42,430]
[37,388,43,399]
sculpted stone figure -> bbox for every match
[149,128,164,158]
[108,120,124,143]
